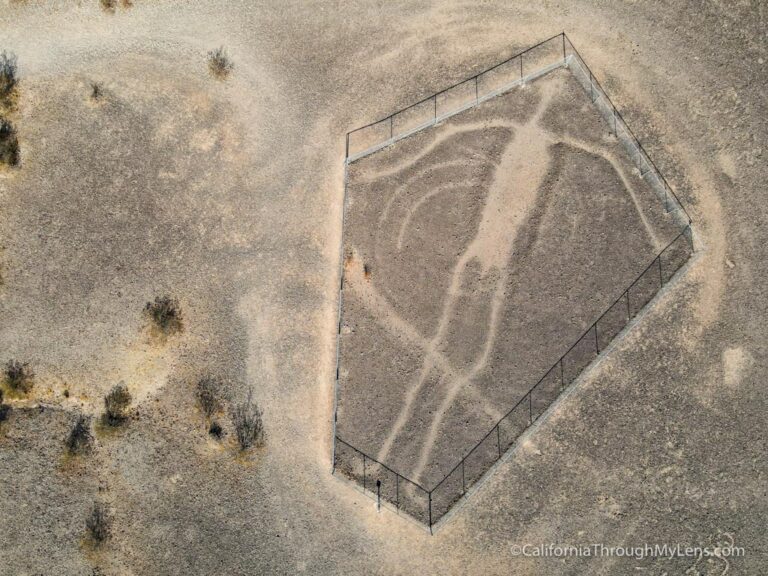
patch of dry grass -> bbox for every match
[196,375,222,419]
[232,387,264,450]
[86,501,112,546]
[103,382,131,425]
[66,415,94,455]
[145,295,183,336]
[207,47,233,79]
[0,51,17,110]
[0,119,19,167]
[4,360,33,393]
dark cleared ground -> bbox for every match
[337,67,686,496]
[0,0,766,574]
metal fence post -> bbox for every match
[626,290,631,320]
[390,115,393,139]
[658,255,663,287]
[520,54,523,79]
[475,75,479,103]
[363,454,367,491]
[562,32,566,62]
[345,133,350,159]
[497,425,502,458]
[396,474,400,510]
[462,460,466,493]
[528,393,533,424]
[428,492,433,534]
[594,323,599,354]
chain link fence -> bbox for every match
[345,33,568,163]
[334,32,695,531]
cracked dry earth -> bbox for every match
[336,67,686,498]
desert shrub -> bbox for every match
[208,420,223,439]
[104,382,131,424]
[86,501,112,545]
[0,119,19,167]
[90,82,102,101]
[99,0,116,11]
[66,415,94,455]
[196,375,222,419]
[232,388,264,450]
[0,389,8,422]
[207,47,233,79]
[0,51,17,104]
[145,296,182,335]
[5,360,33,393]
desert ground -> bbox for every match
[337,65,687,499]
[0,1,765,574]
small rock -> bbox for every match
[726,259,735,269]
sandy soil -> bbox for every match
[0,0,765,574]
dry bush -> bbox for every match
[104,382,131,425]
[86,502,112,545]
[196,375,222,419]
[0,389,8,422]
[90,82,103,101]
[232,387,264,450]
[145,296,183,335]
[66,415,94,455]
[0,119,19,167]
[99,0,132,11]
[0,51,17,106]
[208,420,223,439]
[5,360,33,393]
[207,47,233,79]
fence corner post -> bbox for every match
[562,32,566,63]
[428,491,433,534]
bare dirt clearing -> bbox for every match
[336,66,688,515]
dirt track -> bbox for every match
[0,1,765,574]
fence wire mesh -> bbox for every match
[334,32,695,532]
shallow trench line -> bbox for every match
[375,83,559,468]
[405,89,558,483]
[344,261,504,422]
[355,74,668,481]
